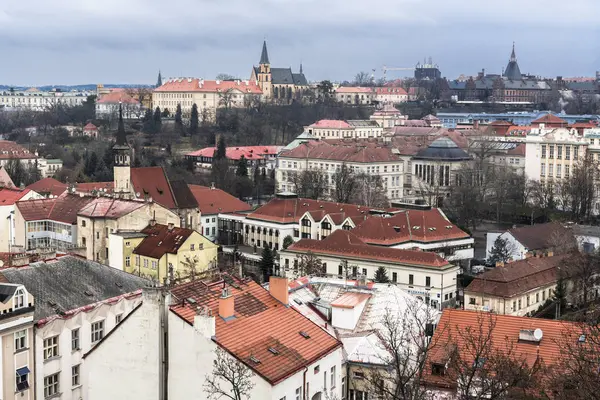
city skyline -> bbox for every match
[1,0,599,86]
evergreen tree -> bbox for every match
[175,103,183,135]
[236,155,248,177]
[374,266,390,283]
[153,107,162,133]
[84,152,98,178]
[259,244,274,283]
[488,237,513,265]
[142,109,155,134]
[190,104,199,136]
[26,160,42,184]
[553,276,567,318]
[93,157,112,182]
[282,235,294,250]
[215,136,227,160]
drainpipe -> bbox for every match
[303,367,308,400]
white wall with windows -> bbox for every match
[200,214,219,242]
[35,295,141,400]
[25,220,77,251]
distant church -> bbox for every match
[250,41,308,101]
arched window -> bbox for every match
[273,86,279,99]
[13,288,25,310]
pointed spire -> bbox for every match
[116,103,127,146]
[300,62,303,75]
[156,70,163,88]
[510,42,516,62]
[260,40,270,65]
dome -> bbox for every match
[414,137,471,161]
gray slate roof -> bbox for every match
[1,256,149,321]
[292,73,308,86]
[414,137,471,161]
[504,60,522,81]
[0,283,18,303]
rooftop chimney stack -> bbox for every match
[168,223,174,231]
[269,275,289,306]
[194,306,216,338]
[218,286,235,320]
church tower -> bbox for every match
[113,103,132,196]
[503,42,522,81]
[257,40,273,98]
[156,70,163,88]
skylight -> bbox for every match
[299,331,311,339]
[268,347,279,355]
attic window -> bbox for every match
[393,226,401,233]
[293,298,303,305]
[578,334,586,343]
[157,188,164,195]
[268,347,279,355]
[249,355,261,364]
[115,282,123,288]
[428,227,437,231]
[187,298,197,305]
[432,363,445,376]
[299,331,311,339]
[412,226,420,229]
[84,290,93,297]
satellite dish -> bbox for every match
[533,328,543,341]
[136,192,140,198]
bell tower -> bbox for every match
[113,103,132,196]
[257,40,272,98]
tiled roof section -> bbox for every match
[0,255,148,321]
[169,179,198,209]
[308,120,352,129]
[188,185,252,215]
[508,222,573,251]
[26,178,67,197]
[130,166,176,209]
[423,309,586,389]
[133,224,194,259]
[505,126,533,137]
[186,146,282,161]
[0,141,36,160]
[155,78,262,94]
[279,141,400,163]
[351,208,470,245]
[270,68,295,85]
[465,254,573,298]
[0,188,31,206]
[374,87,408,95]
[16,192,96,224]
[170,277,341,385]
[330,292,371,309]
[335,87,373,94]
[288,230,450,268]
[97,91,139,105]
[77,197,145,218]
[75,181,114,194]
[531,113,568,126]
[246,197,388,224]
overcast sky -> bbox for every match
[1,0,599,86]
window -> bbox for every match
[44,373,59,397]
[125,256,131,267]
[105,227,109,238]
[526,295,530,307]
[469,297,476,305]
[14,288,25,309]
[518,299,522,310]
[116,314,123,324]
[557,146,562,159]
[512,301,517,310]
[295,386,302,400]
[536,293,539,303]
[16,366,30,391]
[71,328,80,350]
[541,164,546,176]
[190,244,195,251]
[96,231,99,239]
[426,276,431,287]
[81,220,86,227]
[565,165,570,178]
[331,366,336,388]
[43,336,59,359]
[409,274,414,285]
[314,365,320,374]
[125,241,131,247]
[542,290,546,301]
[566,146,571,160]
[557,165,561,178]
[548,164,553,177]
[342,377,346,399]
[15,329,27,350]
[144,259,148,268]
[349,390,369,400]
[324,370,327,390]
[574,146,579,160]
[541,145,546,158]
[91,320,105,343]
[72,365,80,387]
[353,370,365,380]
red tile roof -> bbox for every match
[155,78,262,94]
[508,222,573,251]
[133,224,194,259]
[307,120,352,129]
[16,193,96,224]
[335,87,373,94]
[97,91,139,105]
[465,254,574,298]
[531,113,568,126]
[188,185,252,215]
[423,309,586,390]
[170,277,341,385]
[83,123,98,131]
[186,146,282,161]
[75,181,114,194]
[507,144,526,156]
[0,141,36,160]
[246,197,390,224]
[279,141,401,163]
[351,208,470,245]
[0,188,31,206]
[287,230,450,268]
[374,87,408,95]
[130,166,175,209]
[26,178,67,197]
[77,197,145,218]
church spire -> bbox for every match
[300,62,303,74]
[156,70,163,88]
[116,103,127,146]
[260,40,270,65]
[510,42,517,62]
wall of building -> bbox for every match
[485,232,528,261]
[0,311,35,400]
[200,213,219,241]
[465,283,555,316]
[39,295,141,400]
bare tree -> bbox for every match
[289,169,327,200]
[204,347,255,400]
[352,173,389,207]
[218,89,235,110]
[125,87,153,112]
[181,255,201,281]
[295,251,324,276]
[332,163,357,203]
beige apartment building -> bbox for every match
[0,283,36,400]
[304,119,383,139]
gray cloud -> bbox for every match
[1,0,599,85]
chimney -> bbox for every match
[269,275,289,306]
[194,306,216,338]
[495,261,504,268]
[218,286,235,320]
[168,223,174,231]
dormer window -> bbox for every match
[14,288,25,310]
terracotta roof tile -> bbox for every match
[97,91,139,105]
[133,224,194,259]
[531,113,568,126]
[287,230,450,268]
[307,120,353,129]
[508,222,573,251]
[188,185,252,215]
[77,197,145,218]
[0,141,36,160]
[279,141,400,163]
[186,146,281,161]
[16,192,96,224]
[155,78,262,94]
[170,278,341,384]
[26,178,67,197]
[130,166,176,209]
[75,181,114,194]
[0,188,31,205]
